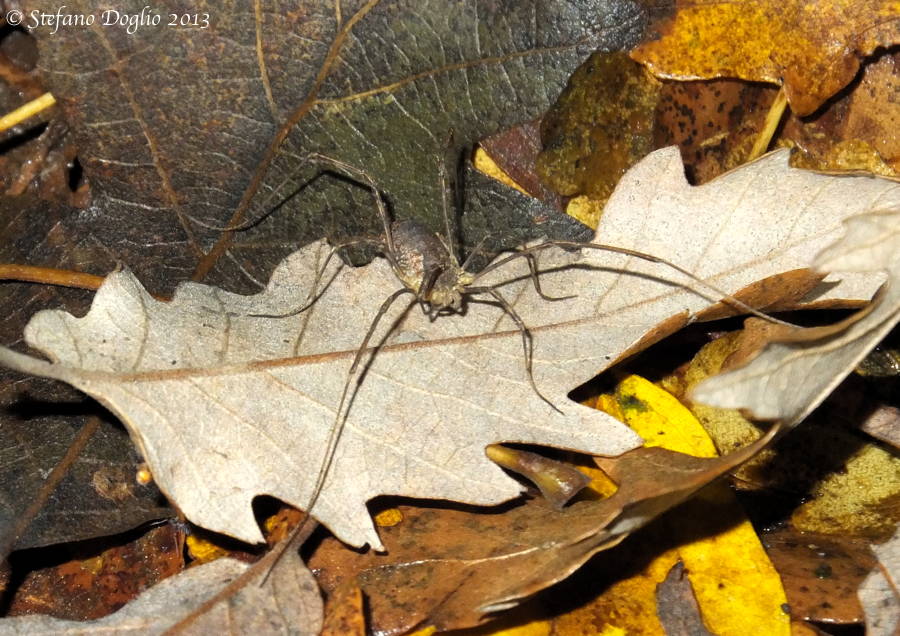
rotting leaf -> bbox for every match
[6,523,185,622]
[537,51,659,206]
[630,0,900,116]
[0,547,323,635]
[0,147,894,551]
[25,0,646,294]
[0,196,173,555]
[536,46,899,211]
[763,528,877,625]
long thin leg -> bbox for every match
[304,153,396,256]
[316,287,414,510]
[471,240,795,327]
[460,231,496,273]
[184,152,395,251]
[468,285,562,414]
[438,142,458,264]
[417,264,444,320]
[260,287,413,584]
[246,237,382,319]
[304,287,413,536]
[523,251,574,302]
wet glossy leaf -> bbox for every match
[25,0,645,294]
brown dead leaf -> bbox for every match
[0,148,893,552]
[655,561,714,636]
[720,317,800,371]
[784,50,900,176]
[309,427,777,633]
[484,444,591,509]
[479,120,565,212]
[0,547,323,635]
[6,523,185,621]
[320,582,366,636]
[631,0,900,116]
[763,528,877,625]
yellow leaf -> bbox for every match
[582,376,790,635]
[185,534,230,565]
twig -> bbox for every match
[0,93,56,134]
[748,87,788,161]
[0,264,105,291]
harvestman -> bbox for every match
[191,151,788,567]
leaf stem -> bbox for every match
[748,87,788,161]
[0,92,56,134]
[0,263,105,290]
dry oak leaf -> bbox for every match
[692,208,900,426]
[310,422,779,634]
[0,548,323,635]
[0,147,895,550]
[859,528,900,635]
[631,0,900,116]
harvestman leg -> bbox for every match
[467,285,562,414]
[472,240,795,326]
[247,236,382,319]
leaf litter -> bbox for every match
[309,376,786,634]
[0,148,895,554]
[1,3,900,628]
[692,207,900,426]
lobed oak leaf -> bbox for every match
[692,208,900,426]
[0,147,895,550]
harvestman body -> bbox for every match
[192,151,788,570]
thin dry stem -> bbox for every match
[0,92,56,133]
[748,86,788,161]
[0,263,105,290]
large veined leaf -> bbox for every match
[26,0,645,292]
[0,148,894,549]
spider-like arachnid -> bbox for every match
[192,149,786,553]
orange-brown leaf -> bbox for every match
[632,1,900,116]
